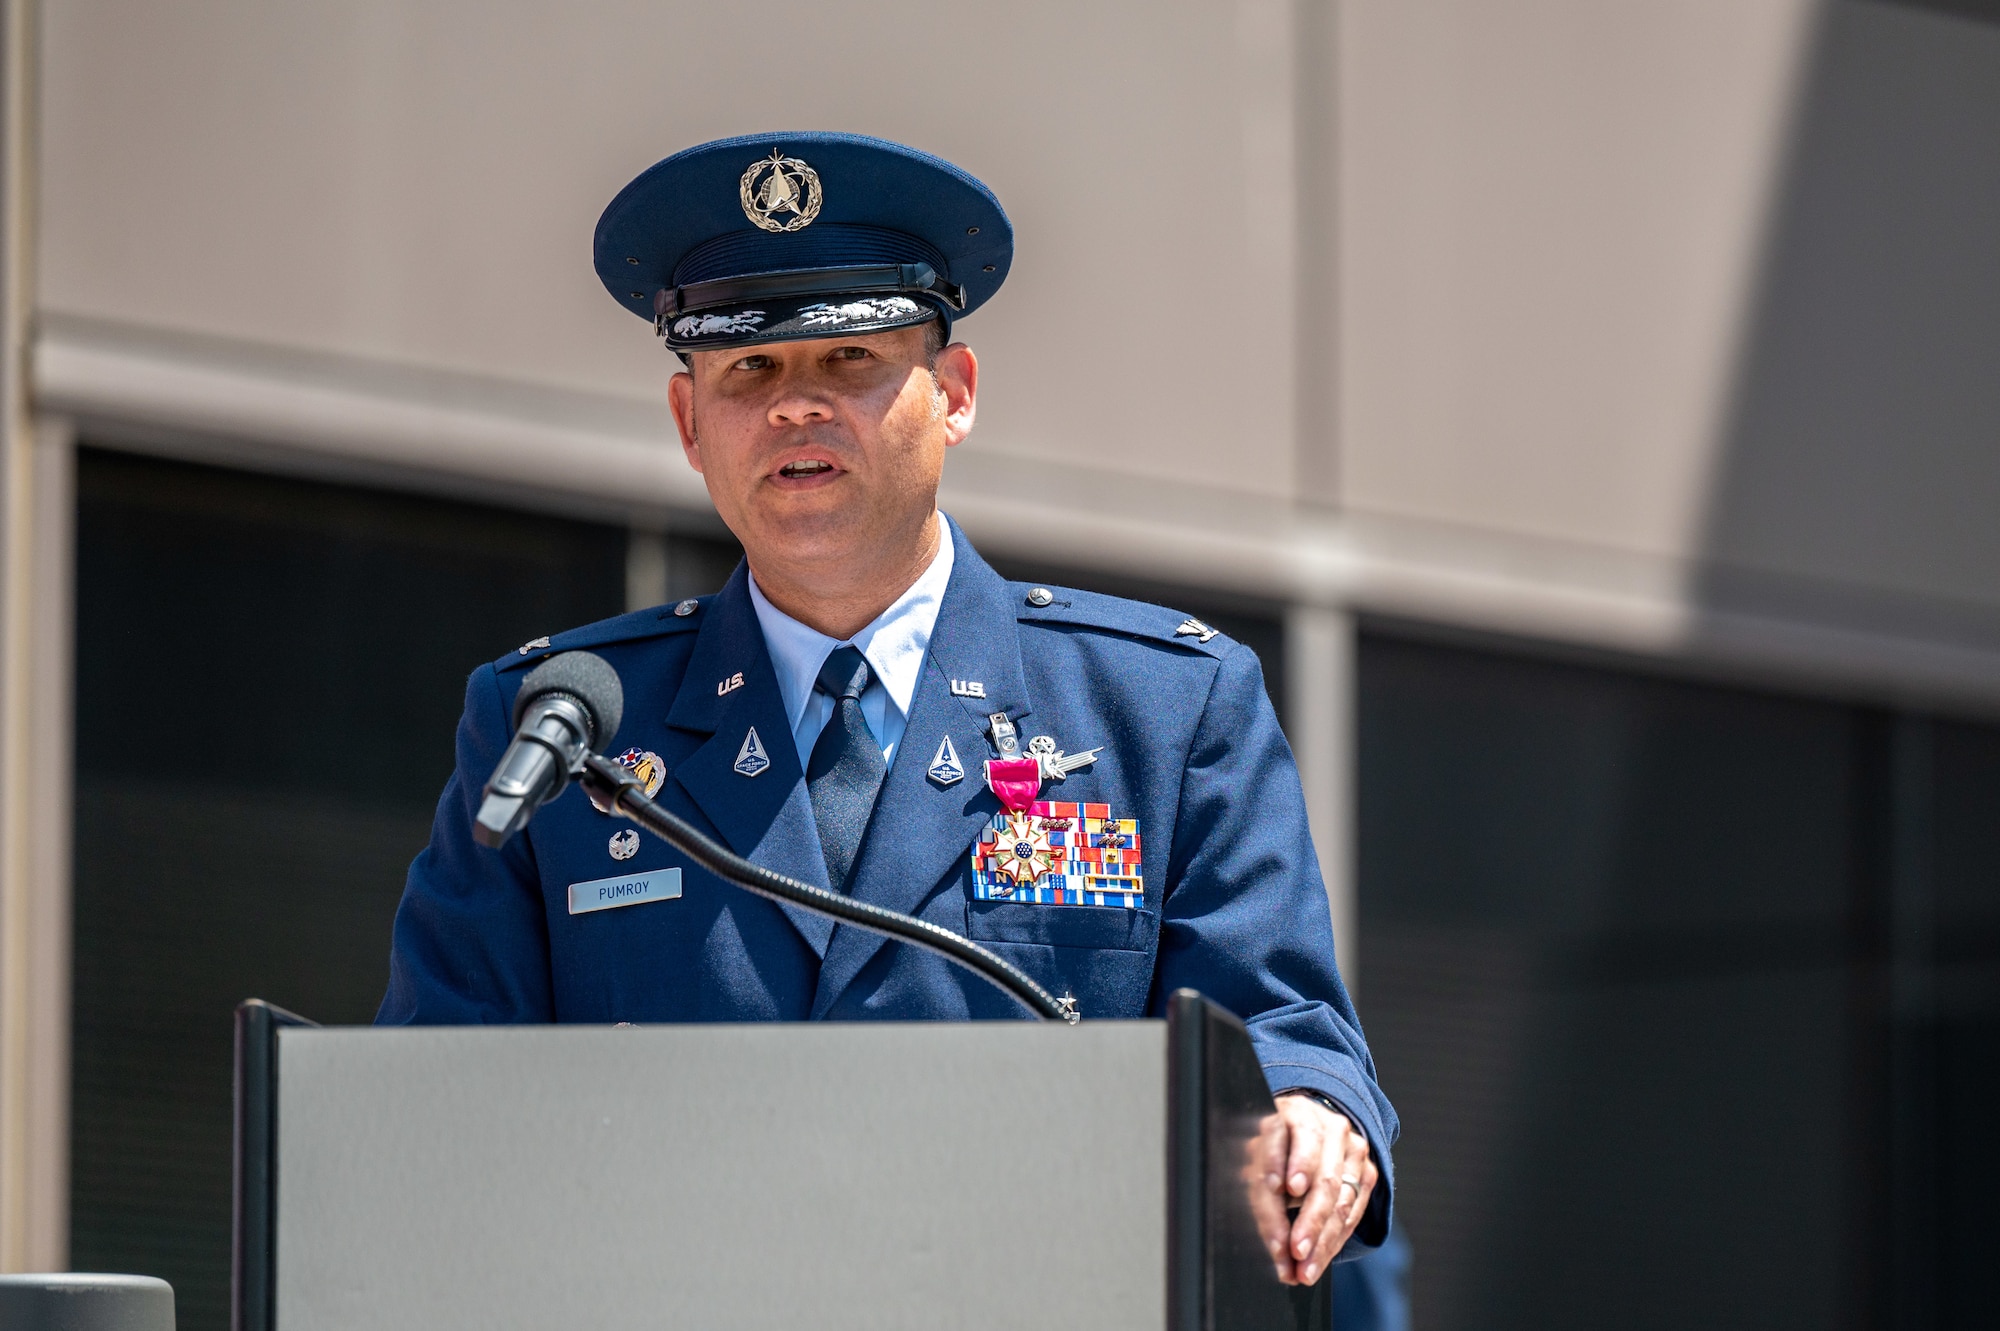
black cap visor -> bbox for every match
[662,291,945,352]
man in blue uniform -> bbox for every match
[380,132,1396,1285]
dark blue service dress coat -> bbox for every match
[379,521,1397,1245]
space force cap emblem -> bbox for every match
[740,150,823,232]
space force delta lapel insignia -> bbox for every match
[734,727,771,777]
[928,734,966,786]
[971,802,1144,908]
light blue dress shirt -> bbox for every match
[747,513,957,771]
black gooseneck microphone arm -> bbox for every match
[575,752,1076,1024]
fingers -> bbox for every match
[1282,1103,1325,1206]
[1301,1137,1378,1281]
[1286,1114,1378,1285]
[1341,1132,1379,1233]
[1242,1113,1295,1279]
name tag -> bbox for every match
[568,867,682,915]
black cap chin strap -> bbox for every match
[652,261,966,330]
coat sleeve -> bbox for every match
[1152,640,1398,1250]
[376,664,555,1024]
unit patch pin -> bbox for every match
[613,748,667,799]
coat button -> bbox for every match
[673,599,699,617]
[1025,587,1054,607]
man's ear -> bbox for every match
[935,343,978,448]
[667,370,703,473]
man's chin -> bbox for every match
[742,502,875,562]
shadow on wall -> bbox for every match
[1693,0,2000,686]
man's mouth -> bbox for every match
[777,460,836,479]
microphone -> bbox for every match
[473,650,1073,1021]
[473,651,624,848]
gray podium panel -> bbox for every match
[273,1022,1165,1331]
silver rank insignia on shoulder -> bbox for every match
[1027,733,1101,781]
[1175,617,1219,644]
[518,636,551,655]
[733,727,771,777]
[928,734,966,786]
[608,829,640,861]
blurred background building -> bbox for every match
[0,1,1996,1327]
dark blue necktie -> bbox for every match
[806,646,887,893]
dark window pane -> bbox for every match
[1357,634,1867,1331]
[69,449,648,1331]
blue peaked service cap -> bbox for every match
[594,131,1013,353]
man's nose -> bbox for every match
[766,374,836,427]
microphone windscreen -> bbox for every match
[514,651,625,746]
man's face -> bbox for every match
[667,325,977,570]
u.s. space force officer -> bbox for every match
[379,132,1397,1283]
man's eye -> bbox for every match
[830,346,871,362]
[732,354,774,371]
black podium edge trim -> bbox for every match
[1166,988,1208,1331]
[232,999,318,1331]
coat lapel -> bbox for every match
[666,564,834,958]
[811,526,1031,1017]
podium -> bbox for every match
[235,991,1330,1330]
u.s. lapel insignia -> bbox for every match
[613,747,667,799]
[733,727,771,778]
[1174,617,1219,644]
[1027,734,1102,782]
[928,734,966,787]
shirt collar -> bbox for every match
[747,513,958,732]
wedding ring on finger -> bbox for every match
[1338,1173,1362,1196]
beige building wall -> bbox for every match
[35,0,1301,501]
[1336,0,2000,702]
[28,0,2000,699]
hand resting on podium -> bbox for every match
[1251,1093,1381,1287]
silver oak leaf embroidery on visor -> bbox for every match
[674,310,766,339]
[797,297,922,328]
